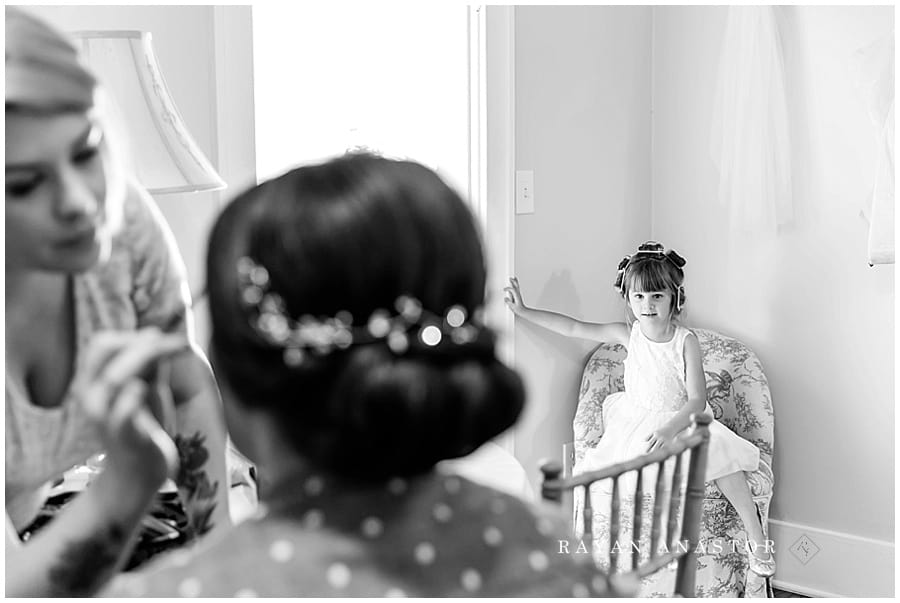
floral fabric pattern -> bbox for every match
[572,328,774,597]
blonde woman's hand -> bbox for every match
[504,277,526,315]
[75,328,187,489]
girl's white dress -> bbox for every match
[576,322,759,481]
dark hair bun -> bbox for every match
[287,345,525,480]
[207,153,527,480]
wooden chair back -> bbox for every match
[541,413,711,597]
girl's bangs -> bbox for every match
[626,261,674,293]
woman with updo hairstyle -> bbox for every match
[210,154,522,478]
[5,7,233,595]
[104,153,624,597]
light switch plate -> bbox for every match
[515,170,534,214]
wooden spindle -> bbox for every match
[674,413,711,597]
[583,484,593,551]
[650,459,666,556]
[610,476,620,571]
[631,469,644,571]
[667,451,684,551]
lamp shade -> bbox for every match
[72,30,225,194]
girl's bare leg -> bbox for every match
[715,472,772,560]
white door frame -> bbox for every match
[469,6,518,454]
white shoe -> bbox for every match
[749,550,776,577]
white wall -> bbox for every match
[513,5,893,595]
[22,6,254,348]
[512,6,652,487]
[653,3,893,540]
[651,5,893,595]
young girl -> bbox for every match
[504,241,775,577]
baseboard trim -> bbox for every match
[771,580,847,599]
[768,519,894,597]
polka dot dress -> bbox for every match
[105,469,619,597]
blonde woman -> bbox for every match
[5,8,230,594]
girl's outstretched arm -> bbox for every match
[504,277,629,346]
[645,331,708,452]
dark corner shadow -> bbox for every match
[519,271,598,452]
[532,269,593,361]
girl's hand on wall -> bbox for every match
[504,277,527,314]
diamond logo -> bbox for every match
[788,534,820,565]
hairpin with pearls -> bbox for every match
[237,256,485,367]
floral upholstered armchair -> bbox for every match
[572,328,774,597]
